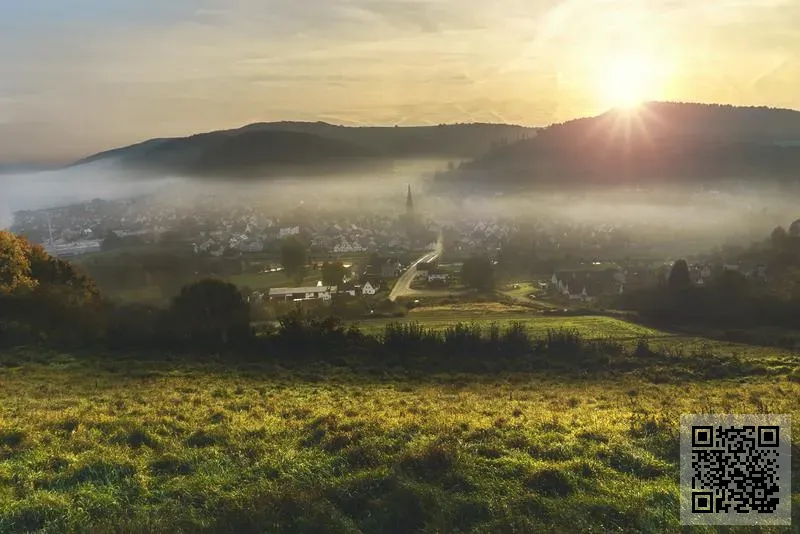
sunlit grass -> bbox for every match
[355,312,666,340]
[0,347,797,532]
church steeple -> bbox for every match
[406,184,413,214]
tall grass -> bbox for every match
[0,349,796,533]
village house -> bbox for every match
[361,281,378,296]
[333,240,367,253]
[550,268,624,302]
[278,226,301,239]
[427,273,449,286]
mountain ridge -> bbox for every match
[434,102,800,191]
[71,121,538,178]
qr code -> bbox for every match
[680,414,791,526]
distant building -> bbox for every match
[268,286,337,301]
[361,281,378,296]
[43,239,103,257]
[428,273,449,284]
[278,226,301,239]
[333,241,366,253]
[550,268,624,302]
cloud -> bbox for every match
[1,0,800,163]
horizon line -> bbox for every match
[5,100,800,168]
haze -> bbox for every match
[2,0,800,163]
[3,159,797,257]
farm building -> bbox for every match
[268,286,337,302]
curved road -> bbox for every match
[388,237,444,302]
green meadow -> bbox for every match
[0,336,798,533]
[354,311,662,339]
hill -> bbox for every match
[71,129,389,179]
[236,121,536,157]
[435,102,800,191]
[72,122,536,178]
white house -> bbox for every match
[278,226,301,238]
[550,269,623,302]
[333,241,367,253]
[362,281,378,295]
[268,286,337,301]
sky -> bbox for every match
[1,0,799,163]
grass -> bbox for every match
[0,345,798,532]
[354,307,664,339]
[354,304,800,370]
[111,285,166,305]
[498,281,543,301]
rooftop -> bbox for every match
[269,286,338,296]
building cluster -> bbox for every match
[549,268,626,302]
[10,191,439,258]
[249,280,383,304]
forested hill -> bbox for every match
[71,122,537,179]
[434,102,800,191]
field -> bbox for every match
[353,305,663,339]
[354,304,800,365]
[0,339,798,532]
[497,282,543,301]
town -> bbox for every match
[8,184,787,311]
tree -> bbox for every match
[280,237,307,285]
[170,279,251,345]
[789,219,800,238]
[0,231,37,295]
[461,256,495,292]
[771,226,789,251]
[1,235,106,343]
[321,261,348,287]
[28,244,100,302]
[667,259,692,289]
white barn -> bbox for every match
[268,286,337,301]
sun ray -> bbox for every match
[600,55,664,112]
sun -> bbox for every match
[601,56,655,110]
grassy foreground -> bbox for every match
[0,346,798,533]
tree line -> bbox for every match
[0,231,768,378]
[616,228,800,336]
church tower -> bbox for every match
[406,184,413,215]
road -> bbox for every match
[496,285,558,310]
[388,236,444,302]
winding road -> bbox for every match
[388,236,444,302]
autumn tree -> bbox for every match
[0,231,37,295]
[1,233,106,343]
